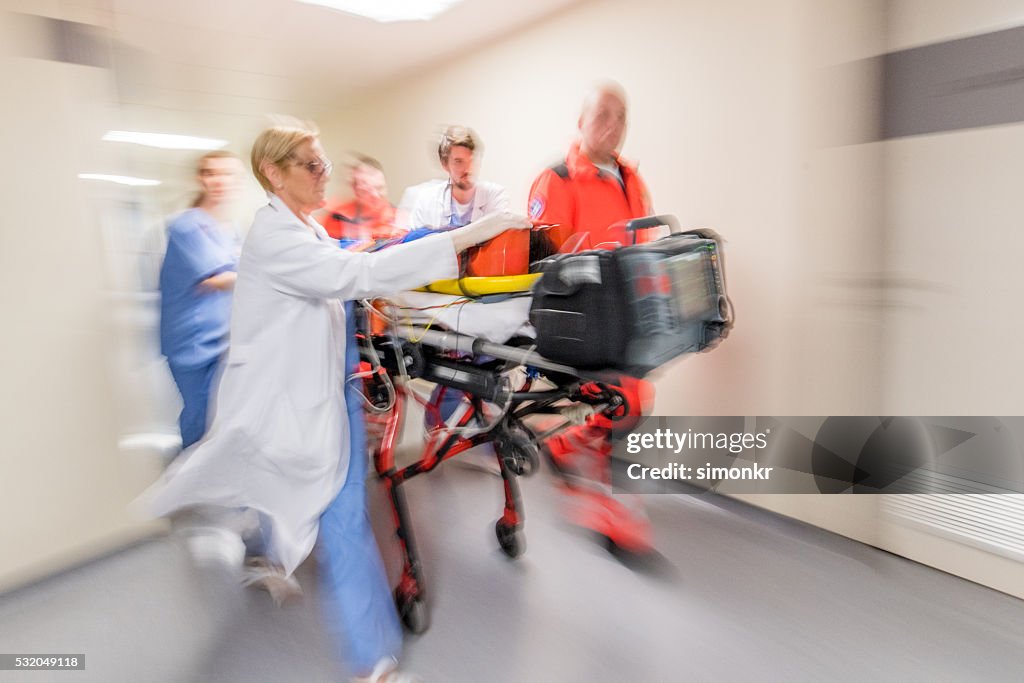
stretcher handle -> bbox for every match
[623,214,680,235]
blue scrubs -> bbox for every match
[166,361,221,450]
[159,208,238,448]
[318,303,403,675]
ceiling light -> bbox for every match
[79,173,161,187]
[296,0,462,23]
[102,130,228,150]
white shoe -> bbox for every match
[350,656,424,683]
[241,557,303,606]
[184,526,245,569]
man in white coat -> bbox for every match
[407,125,509,229]
[143,122,529,683]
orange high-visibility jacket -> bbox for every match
[319,198,399,241]
[528,140,653,252]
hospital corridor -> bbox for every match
[3,1,1024,681]
[4,461,1024,681]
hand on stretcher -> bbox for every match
[449,211,532,252]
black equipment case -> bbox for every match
[529,216,732,377]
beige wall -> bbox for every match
[746,0,1024,599]
[319,0,1024,598]
[5,0,892,591]
[320,0,888,417]
[4,0,1023,599]
[880,1,1024,414]
[871,0,1024,598]
[0,24,163,591]
[315,0,897,579]
[0,6,317,591]
[887,0,1024,50]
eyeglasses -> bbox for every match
[289,155,333,179]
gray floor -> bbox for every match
[2,461,1024,682]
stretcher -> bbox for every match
[354,295,633,635]
[353,215,732,634]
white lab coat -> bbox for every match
[407,179,510,229]
[145,194,458,574]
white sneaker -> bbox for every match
[184,526,245,569]
[241,557,303,606]
[350,656,424,683]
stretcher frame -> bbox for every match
[356,312,628,634]
[356,214,724,633]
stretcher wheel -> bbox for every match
[394,588,430,634]
[495,520,525,559]
[496,428,540,477]
[399,341,425,378]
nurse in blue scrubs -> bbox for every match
[159,151,244,450]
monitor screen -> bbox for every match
[666,250,717,321]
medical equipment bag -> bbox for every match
[529,223,731,376]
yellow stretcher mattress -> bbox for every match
[417,273,541,297]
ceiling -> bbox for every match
[96,0,587,113]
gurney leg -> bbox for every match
[495,459,525,558]
[384,476,429,634]
[372,383,429,634]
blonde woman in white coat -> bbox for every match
[144,122,529,682]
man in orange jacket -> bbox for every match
[528,81,660,562]
[319,154,401,243]
[529,82,655,256]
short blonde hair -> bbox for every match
[250,120,320,192]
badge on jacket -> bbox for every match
[529,196,545,219]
